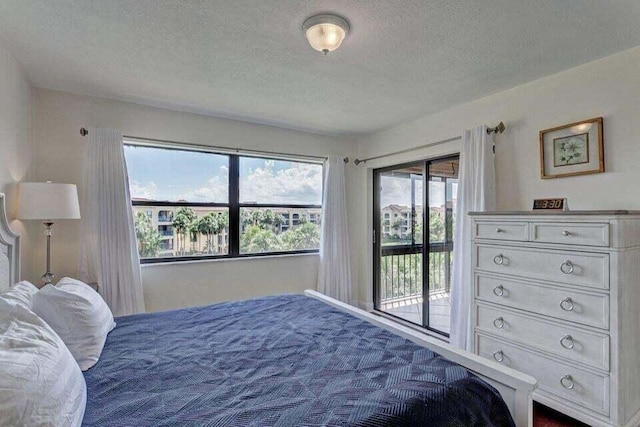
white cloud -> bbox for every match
[132,162,322,205]
[130,180,158,199]
[240,161,322,204]
[380,175,453,209]
[178,165,229,202]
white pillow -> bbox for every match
[0,280,39,309]
[32,277,116,371]
[0,300,86,426]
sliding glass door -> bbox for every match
[373,155,459,336]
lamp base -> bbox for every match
[42,271,54,285]
[42,221,55,286]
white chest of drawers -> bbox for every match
[470,212,640,427]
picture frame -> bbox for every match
[539,117,604,179]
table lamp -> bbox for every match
[17,182,81,285]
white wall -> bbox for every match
[22,44,640,313]
[31,88,357,311]
[0,42,33,280]
[353,46,640,306]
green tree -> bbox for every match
[281,223,320,251]
[429,212,445,242]
[428,212,446,289]
[245,209,285,232]
[197,213,219,254]
[173,207,196,255]
[240,209,253,230]
[241,224,280,253]
[134,211,163,258]
[390,217,405,240]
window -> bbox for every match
[124,143,323,263]
[239,157,322,254]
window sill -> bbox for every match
[140,251,319,268]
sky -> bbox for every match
[380,174,457,208]
[124,145,323,205]
[124,145,457,209]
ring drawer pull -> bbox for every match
[493,285,504,297]
[562,230,572,237]
[493,317,505,329]
[493,254,505,265]
[560,260,574,274]
[560,335,575,349]
[496,228,504,233]
[560,297,574,312]
[493,350,504,362]
[560,374,575,390]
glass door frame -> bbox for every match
[372,154,458,338]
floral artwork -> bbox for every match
[539,117,603,179]
[553,133,589,167]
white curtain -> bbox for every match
[78,128,145,316]
[317,155,352,303]
[450,125,495,350]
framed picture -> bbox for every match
[539,117,604,179]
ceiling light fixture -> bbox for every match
[303,13,350,55]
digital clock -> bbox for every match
[532,198,567,211]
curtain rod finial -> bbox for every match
[487,122,506,135]
[354,159,364,166]
[80,128,88,136]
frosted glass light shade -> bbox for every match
[17,182,81,220]
[303,14,350,54]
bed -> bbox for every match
[0,193,536,426]
[81,293,530,426]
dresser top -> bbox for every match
[469,210,640,216]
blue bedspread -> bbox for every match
[83,294,514,426]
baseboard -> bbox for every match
[358,300,374,311]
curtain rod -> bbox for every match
[79,128,349,164]
[352,121,505,166]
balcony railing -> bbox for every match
[380,242,452,303]
[158,216,173,223]
[159,230,174,236]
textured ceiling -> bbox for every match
[1,1,640,137]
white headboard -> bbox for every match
[0,193,20,291]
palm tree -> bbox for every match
[197,213,219,253]
[188,218,200,253]
[134,212,163,258]
[172,207,195,255]
[216,211,229,250]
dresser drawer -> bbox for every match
[475,245,609,290]
[476,304,609,370]
[477,334,609,415]
[531,222,610,247]
[474,221,528,241]
[475,275,609,329]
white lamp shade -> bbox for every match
[17,182,81,220]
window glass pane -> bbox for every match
[427,157,459,336]
[379,166,423,247]
[133,205,229,259]
[239,157,322,205]
[124,144,229,203]
[240,207,321,254]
